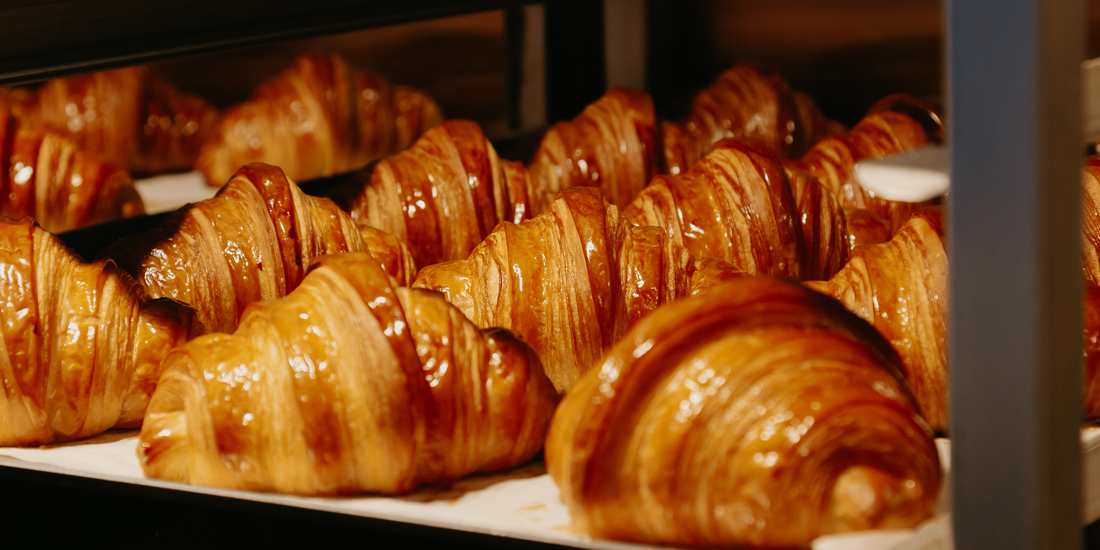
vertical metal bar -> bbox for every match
[505,3,547,133]
[520,3,548,131]
[948,0,1084,548]
[603,0,646,91]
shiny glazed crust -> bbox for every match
[0,218,200,446]
[21,66,217,175]
[1081,157,1100,287]
[624,138,808,280]
[528,88,657,212]
[413,186,743,394]
[804,213,948,433]
[797,94,943,235]
[1080,157,1100,418]
[545,276,940,548]
[660,64,831,176]
[1085,281,1100,419]
[347,120,533,268]
[0,100,144,233]
[196,53,442,186]
[138,252,557,495]
[103,163,409,333]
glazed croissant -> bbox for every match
[7,66,217,175]
[843,206,893,249]
[414,186,743,394]
[196,53,442,186]
[0,218,200,447]
[1086,281,1100,419]
[104,163,411,334]
[358,224,418,288]
[345,120,532,268]
[0,99,144,233]
[660,64,835,176]
[782,163,851,281]
[793,94,943,234]
[1081,157,1100,286]
[624,138,808,280]
[528,88,657,213]
[784,165,894,280]
[546,276,940,548]
[805,211,948,434]
[139,252,557,495]
[1079,159,1100,418]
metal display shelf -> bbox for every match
[0,0,537,86]
[0,0,1093,548]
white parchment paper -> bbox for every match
[0,432,972,550]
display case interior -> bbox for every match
[1,0,1098,548]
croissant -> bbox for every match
[793,94,944,234]
[527,88,657,213]
[1086,281,1100,419]
[103,163,410,334]
[139,251,556,495]
[784,164,850,281]
[344,120,532,268]
[545,276,940,548]
[0,99,144,233]
[1079,159,1100,418]
[0,218,200,447]
[660,64,835,176]
[413,186,743,394]
[358,224,418,288]
[843,207,893,249]
[624,138,808,280]
[8,66,217,175]
[1081,157,1100,286]
[196,53,442,186]
[805,211,948,434]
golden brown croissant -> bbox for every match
[624,138,808,280]
[0,99,144,233]
[805,211,948,433]
[844,206,893,249]
[527,88,657,213]
[1081,157,1100,286]
[103,163,406,334]
[196,53,442,186]
[660,64,834,176]
[784,163,850,281]
[0,218,200,447]
[9,66,217,175]
[344,120,532,268]
[139,251,556,495]
[413,186,743,394]
[357,224,418,288]
[546,276,940,548]
[1079,159,1100,418]
[1085,281,1100,419]
[794,94,943,234]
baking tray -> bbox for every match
[0,431,959,550]
[39,172,1100,548]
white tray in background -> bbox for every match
[0,431,957,550]
[134,171,218,215]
